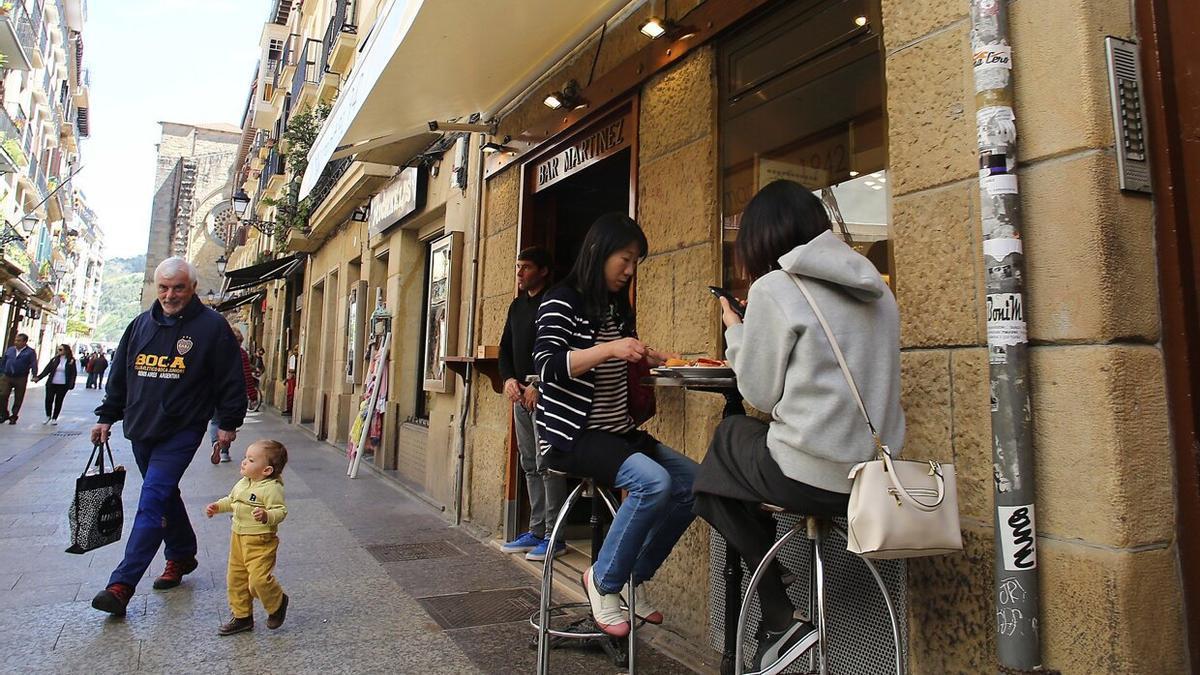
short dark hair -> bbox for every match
[736,180,832,280]
[15,333,28,341]
[517,246,552,271]
[562,213,648,328]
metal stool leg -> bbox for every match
[812,523,829,675]
[733,523,806,675]
[537,481,586,675]
[594,486,637,673]
[831,523,905,675]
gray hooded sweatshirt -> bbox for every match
[724,230,905,494]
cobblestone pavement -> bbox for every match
[0,385,699,674]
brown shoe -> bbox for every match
[91,583,133,616]
[266,593,288,629]
[209,442,221,464]
[152,557,198,590]
[217,616,254,636]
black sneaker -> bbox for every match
[751,619,818,675]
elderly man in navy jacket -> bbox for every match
[90,257,248,616]
[0,332,37,424]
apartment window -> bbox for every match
[719,0,890,295]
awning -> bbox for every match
[299,0,630,198]
[216,290,266,313]
[224,254,302,293]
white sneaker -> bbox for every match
[620,582,663,624]
[42,417,50,425]
[50,418,58,426]
[582,565,629,637]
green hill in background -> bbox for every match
[94,254,146,341]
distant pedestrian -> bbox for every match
[208,327,257,464]
[89,256,248,617]
[0,333,38,424]
[283,345,298,415]
[205,439,289,635]
[34,344,77,425]
[90,351,109,389]
[80,352,93,387]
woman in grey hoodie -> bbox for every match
[693,180,905,674]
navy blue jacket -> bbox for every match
[1,346,37,379]
[96,295,247,441]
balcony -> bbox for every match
[322,0,358,78]
[306,157,392,243]
[0,109,25,174]
[271,33,299,111]
[290,38,322,112]
[0,2,36,70]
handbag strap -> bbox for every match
[788,274,882,451]
[83,441,116,477]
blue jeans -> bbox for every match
[593,444,698,594]
[109,429,205,589]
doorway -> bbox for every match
[506,100,639,548]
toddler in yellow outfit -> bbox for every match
[205,439,289,636]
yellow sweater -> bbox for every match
[215,477,287,534]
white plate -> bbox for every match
[665,366,735,379]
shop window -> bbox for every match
[719,0,889,295]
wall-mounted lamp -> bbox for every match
[216,254,228,276]
[639,16,671,39]
[481,142,517,156]
[543,80,584,110]
[854,15,869,27]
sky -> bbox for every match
[74,0,272,258]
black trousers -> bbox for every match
[0,375,27,417]
[44,384,68,419]
[693,416,849,631]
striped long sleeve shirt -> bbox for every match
[533,286,636,453]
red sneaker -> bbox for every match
[91,583,133,616]
[152,558,198,590]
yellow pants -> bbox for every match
[227,532,285,618]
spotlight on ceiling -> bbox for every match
[543,80,583,110]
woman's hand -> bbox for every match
[645,348,679,368]
[719,297,744,328]
[607,338,648,363]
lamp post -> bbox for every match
[216,254,228,277]
[205,289,216,305]
[229,189,279,236]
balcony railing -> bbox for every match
[320,0,357,76]
[0,107,21,143]
[306,156,353,222]
[272,33,300,95]
[11,0,39,55]
[258,147,285,195]
[289,38,322,103]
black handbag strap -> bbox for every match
[84,441,116,477]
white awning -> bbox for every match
[299,0,631,198]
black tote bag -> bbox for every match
[65,442,126,554]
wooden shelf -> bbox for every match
[444,356,503,393]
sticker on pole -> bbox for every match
[998,504,1037,571]
[973,44,1012,92]
[987,293,1026,341]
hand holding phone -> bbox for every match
[708,286,746,318]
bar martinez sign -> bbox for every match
[369,167,426,238]
[533,110,633,192]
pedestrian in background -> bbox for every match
[91,350,109,389]
[34,344,77,425]
[89,256,248,617]
[0,333,38,424]
[81,351,94,388]
[283,345,298,416]
[498,247,567,562]
[208,327,257,464]
[205,439,289,635]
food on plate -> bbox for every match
[662,357,729,368]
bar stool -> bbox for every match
[525,374,638,674]
[732,505,904,675]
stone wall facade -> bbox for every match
[463,0,1188,671]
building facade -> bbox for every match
[64,188,101,331]
[220,0,1198,671]
[139,121,241,306]
[0,0,93,358]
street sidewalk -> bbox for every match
[0,385,697,674]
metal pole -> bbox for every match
[970,1,1045,671]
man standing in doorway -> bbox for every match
[0,333,38,424]
[89,257,248,616]
[498,247,566,561]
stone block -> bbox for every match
[475,294,511,354]
[484,167,520,237]
[466,423,510,533]
[635,252,675,352]
[901,350,953,464]
[951,348,993,522]
[1029,345,1172,548]
[1009,0,1134,161]
[671,243,721,357]
[886,25,976,195]
[1039,539,1185,674]
[1021,153,1159,344]
[882,0,967,52]
[683,391,724,462]
[638,137,718,256]
[645,520,710,643]
[643,387,686,453]
[907,525,994,675]
[893,182,983,348]
[481,227,518,298]
[640,48,715,164]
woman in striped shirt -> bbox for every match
[533,213,698,638]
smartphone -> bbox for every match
[708,286,746,318]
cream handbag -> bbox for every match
[791,275,963,559]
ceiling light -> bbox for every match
[870,184,884,190]
[543,80,583,110]
[543,93,564,110]
[854,16,868,27]
[871,171,884,178]
[639,16,668,39]
[877,176,886,183]
[864,180,876,187]
[848,170,860,177]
